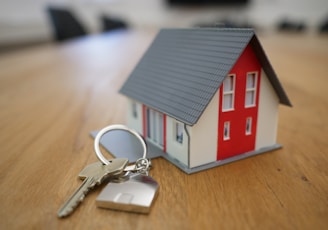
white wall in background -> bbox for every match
[0,0,327,45]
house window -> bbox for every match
[146,108,164,146]
[223,121,230,140]
[222,74,235,111]
[132,101,137,118]
[245,72,257,107]
[246,117,252,135]
[175,121,183,144]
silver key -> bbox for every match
[57,158,128,218]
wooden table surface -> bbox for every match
[0,30,327,230]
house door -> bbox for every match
[145,107,165,149]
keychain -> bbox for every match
[94,124,159,214]
[57,124,159,218]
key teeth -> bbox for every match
[58,192,87,218]
[58,181,100,218]
[60,183,100,217]
[58,160,128,218]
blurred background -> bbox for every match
[0,0,327,52]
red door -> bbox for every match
[217,44,261,160]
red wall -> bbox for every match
[217,44,262,160]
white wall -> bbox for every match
[1,0,327,46]
[189,90,219,168]
[165,116,189,166]
[126,100,143,135]
[255,70,279,149]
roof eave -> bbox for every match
[250,35,292,107]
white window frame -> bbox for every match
[246,117,252,135]
[175,121,183,144]
[223,121,230,140]
[222,74,236,112]
[245,72,258,108]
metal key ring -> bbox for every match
[94,124,147,165]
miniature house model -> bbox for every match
[120,28,292,174]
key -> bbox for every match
[57,158,128,218]
[96,173,159,214]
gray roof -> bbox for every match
[120,28,292,126]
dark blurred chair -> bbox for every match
[100,15,128,32]
[318,16,328,33]
[277,19,306,32]
[47,7,87,42]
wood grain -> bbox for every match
[0,30,327,230]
